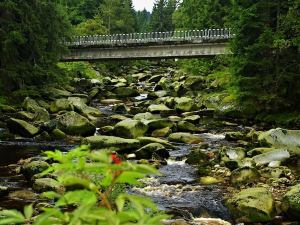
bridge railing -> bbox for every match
[65,28,233,46]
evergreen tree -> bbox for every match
[136,9,151,32]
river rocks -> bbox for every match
[183,115,201,123]
[57,111,96,136]
[168,132,203,144]
[227,187,274,222]
[100,99,123,105]
[50,98,73,113]
[133,112,160,120]
[113,103,129,113]
[83,135,140,150]
[0,104,16,113]
[51,128,66,140]
[199,176,221,185]
[144,119,173,130]
[177,121,200,132]
[230,167,260,185]
[114,119,148,138]
[0,186,8,196]
[186,148,209,165]
[282,184,300,219]
[258,128,300,155]
[148,104,172,114]
[7,118,39,137]
[113,87,139,97]
[8,190,37,201]
[22,97,41,112]
[183,76,204,90]
[33,108,50,122]
[148,74,163,83]
[137,137,175,149]
[45,87,72,99]
[135,143,169,159]
[252,149,290,166]
[225,131,245,141]
[21,160,50,180]
[174,97,195,112]
[33,178,64,193]
[151,127,171,137]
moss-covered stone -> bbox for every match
[21,160,50,181]
[50,98,73,113]
[135,143,169,159]
[137,137,175,149]
[51,128,66,140]
[151,127,171,137]
[7,118,39,137]
[174,97,195,112]
[114,119,148,138]
[227,187,274,222]
[230,167,260,185]
[33,178,64,193]
[282,184,300,219]
[177,121,200,132]
[168,132,203,144]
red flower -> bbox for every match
[111,153,122,165]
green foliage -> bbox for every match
[135,9,151,32]
[0,145,169,225]
[58,62,104,79]
[75,16,108,35]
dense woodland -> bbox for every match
[0,0,300,121]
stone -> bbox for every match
[112,103,129,113]
[148,74,163,83]
[137,137,175,149]
[230,167,260,185]
[9,190,37,201]
[144,119,173,130]
[282,184,300,219]
[221,147,245,161]
[21,160,50,181]
[227,187,274,222]
[151,127,171,137]
[174,97,195,112]
[99,126,115,135]
[33,108,50,122]
[83,135,140,150]
[177,121,200,132]
[135,143,169,159]
[225,131,245,141]
[33,178,64,193]
[247,147,277,157]
[34,131,51,142]
[7,118,39,137]
[22,97,40,112]
[15,111,35,121]
[133,112,160,120]
[0,185,8,196]
[258,128,300,155]
[100,99,123,105]
[186,148,209,165]
[183,115,201,123]
[113,87,139,97]
[168,132,203,144]
[183,76,204,90]
[148,104,172,114]
[45,87,71,98]
[252,149,290,166]
[50,98,73,113]
[0,104,16,113]
[168,116,182,122]
[51,128,66,140]
[57,111,96,136]
[199,176,221,185]
[110,114,128,122]
[114,119,148,138]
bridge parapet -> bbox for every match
[65,28,234,47]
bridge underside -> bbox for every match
[61,42,230,61]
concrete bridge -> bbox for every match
[62,28,234,61]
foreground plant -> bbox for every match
[0,145,169,225]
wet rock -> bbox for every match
[174,97,195,112]
[112,103,129,113]
[199,176,221,185]
[221,147,245,161]
[247,147,277,157]
[168,116,182,122]
[168,132,203,144]
[9,190,37,201]
[0,185,8,196]
[148,104,172,114]
[21,160,50,181]
[134,112,160,120]
[83,135,140,150]
[148,74,163,83]
[100,99,123,105]
[150,90,168,98]
[183,115,201,123]
[45,87,71,99]
[51,128,66,140]
[144,119,174,130]
[22,97,40,112]
[57,111,96,136]
[258,128,300,156]
[225,131,245,141]
[230,167,260,185]
[227,187,274,222]
[177,121,200,132]
[33,178,64,193]
[114,119,148,138]
[7,118,39,137]
[252,149,290,166]
[34,131,52,142]
[137,137,175,149]
[259,167,292,179]
[135,143,169,159]
[110,114,128,122]
[282,184,300,219]
[15,111,35,121]
[99,126,114,135]
[0,104,16,113]
[41,119,57,132]
[186,148,209,165]
[183,76,204,91]
[113,87,139,97]
[151,127,171,137]
[33,108,50,123]
[192,218,232,225]
[50,98,73,113]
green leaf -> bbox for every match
[24,204,33,220]
[0,210,25,225]
[115,195,125,212]
[115,171,145,185]
[56,190,97,207]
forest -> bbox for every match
[0,0,300,224]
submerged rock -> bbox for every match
[168,132,203,144]
[114,119,148,138]
[57,111,96,136]
[7,118,39,137]
[227,187,274,222]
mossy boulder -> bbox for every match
[33,178,64,193]
[151,127,171,137]
[225,131,246,141]
[113,87,139,98]
[50,98,73,113]
[112,103,129,113]
[186,148,209,165]
[133,112,160,120]
[230,167,260,185]
[177,121,200,132]
[144,119,173,130]
[227,187,274,222]
[21,160,50,181]
[0,104,16,113]
[7,118,39,137]
[33,108,50,123]
[174,97,195,112]
[282,184,300,219]
[135,143,169,159]
[45,87,72,99]
[15,111,35,121]
[258,128,300,156]
[168,132,203,144]
[51,128,66,140]
[148,104,172,114]
[83,135,140,150]
[57,111,96,136]
[100,99,123,105]
[137,137,175,149]
[183,76,204,90]
[183,115,201,123]
[114,119,148,138]
[252,149,290,166]
[22,97,41,113]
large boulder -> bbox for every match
[143,119,173,130]
[57,111,95,136]
[151,127,171,137]
[33,178,64,193]
[230,167,260,185]
[137,137,175,149]
[21,160,50,181]
[227,187,274,222]
[252,149,290,166]
[50,98,73,113]
[82,135,140,150]
[133,112,160,121]
[168,132,203,144]
[7,118,39,137]
[44,87,72,99]
[282,184,300,219]
[258,128,300,155]
[114,119,148,138]
[177,121,200,132]
[135,143,169,159]
[113,87,139,98]
[183,76,204,90]
[33,108,50,123]
[174,97,195,112]
[22,97,41,113]
[148,104,172,114]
